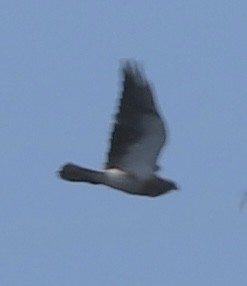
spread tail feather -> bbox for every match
[59,163,103,184]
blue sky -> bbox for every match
[1,1,247,285]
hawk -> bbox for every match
[59,62,178,197]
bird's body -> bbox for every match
[59,62,178,197]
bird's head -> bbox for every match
[144,177,179,197]
[163,180,179,192]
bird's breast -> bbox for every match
[102,168,142,194]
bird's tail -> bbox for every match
[58,163,103,184]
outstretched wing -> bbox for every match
[105,62,167,178]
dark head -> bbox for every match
[142,177,179,197]
[163,179,179,193]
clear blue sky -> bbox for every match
[1,1,247,285]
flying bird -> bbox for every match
[59,62,178,197]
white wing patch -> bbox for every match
[116,114,165,178]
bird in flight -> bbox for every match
[59,61,178,197]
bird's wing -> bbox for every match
[105,62,167,178]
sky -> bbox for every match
[1,0,247,285]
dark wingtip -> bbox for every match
[122,60,142,74]
[121,60,146,87]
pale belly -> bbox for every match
[103,168,143,194]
